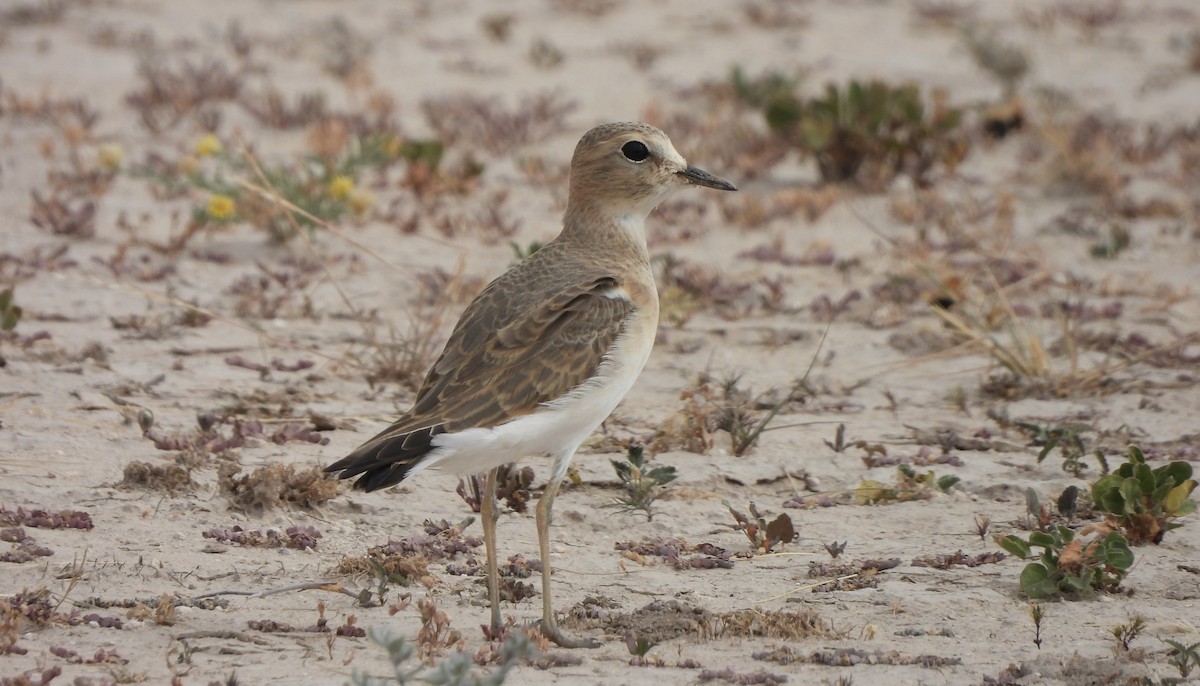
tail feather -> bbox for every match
[325,424,442,492]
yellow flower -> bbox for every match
[206,194,236,220]
[96,144,124,170]
[195,133,223,157]
[328,174,355,199]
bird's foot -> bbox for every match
[536,620,601,649]
[481,622,508,642]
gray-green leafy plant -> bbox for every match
[1091,445,1196,545]
[350,627,530,686]
[1090,224,1131,259]
[625,632,657,659]
[855,465,960,504]
[997,525,1134,599]
[358,557,410,607]
[961,26,1030,94]
[0,288,21,332]
[1017,419,1106,477]
[717,374,817,457]
[610,445,676,521]
[1164,639,1200,680]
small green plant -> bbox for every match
[350,626,530,686]
[719,374,815,457]
[823,540,847,559]
[855,465,960,504]
[1017,420,1105,477]
[609,445,676,521]
[997,524,1134,599]
[1056,486,1081,522]
[1029,603,1045,650]
[735,72,968,186]
[360,557,409,607]
[1023,486,1094,530]
[0,287,21,331]
[1024,488,1052,530]
[1109,615,1146,653]
[961,26,1030,95]
[730,66,803,133]
[1090,223,1131,259]
[133,133,432,242]
[625,632,657,659]
[724,501,796,554]
[1163,639,1200,680]
[1091,445,1196,545]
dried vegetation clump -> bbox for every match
[1027,106,1200,202]
[0,528,54,564]
[217,463,341,514]
[650,372,808,456]
[614,537,735,570]
[124,56,243,132]
[249,601,364,637]
[0,587,126,642]
[202,525,322,550]
[119,460,195,494]
[456,464,535,514]
[142,414,329,466]
[0,507,93,530]
[710,608,832,641]
[334,519,483,584]
[566,599,710,645]
[753,645,961,668]
[421,92,576,156]
[4,2,1200,682]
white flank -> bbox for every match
[410,292,654,482]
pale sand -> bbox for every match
[2,1,1198,684]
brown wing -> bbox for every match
[325,271,633,491]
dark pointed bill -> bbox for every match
[677,165,737,191]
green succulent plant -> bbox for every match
[1091,445,1196,545]
[734,72,968,186]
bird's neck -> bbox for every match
[560,201,651,264]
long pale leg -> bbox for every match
[481,467,502,636]
[535,474,600,648]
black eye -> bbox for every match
[621,140,649,162]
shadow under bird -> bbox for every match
[325,121,735,648]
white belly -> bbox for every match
[410,313,656,482]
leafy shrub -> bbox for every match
[997,524,1133,599]
[734,71,969,186]
[1091,445,1196,545]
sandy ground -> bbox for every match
[2,0,1200,684]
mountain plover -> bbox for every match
[326,122,735,647]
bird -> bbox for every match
[325,121,736,648]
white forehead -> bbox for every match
[653,136,688,169]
